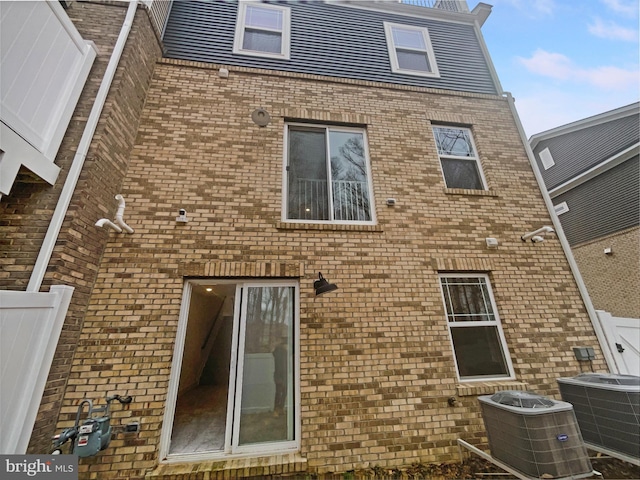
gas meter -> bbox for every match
[52,394,133,457]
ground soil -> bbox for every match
[260,453,639,479]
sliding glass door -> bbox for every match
[165,281,298,459]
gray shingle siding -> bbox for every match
[534,114,639,190]
[162,0,498,95]
[554,156,639,246]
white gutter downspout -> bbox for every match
[504,92,618,373]
[27,1,139,292]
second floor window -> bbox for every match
[433,126,487,190]
[234,3,290,59]
[384,22,439,77]
[285,124,375,224]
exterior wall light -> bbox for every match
[314,272,338,296]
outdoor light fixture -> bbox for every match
[521,225,554,243]
[314,272,338,296]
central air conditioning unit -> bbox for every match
[557,373,640,461]
[479,390,593,479]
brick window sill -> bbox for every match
[456,380,529,397]
[276,221,383,232]
[147,452,307,479]
[444,188,500,197]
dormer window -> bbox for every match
[384,22,439,77]
[234,3,291,59]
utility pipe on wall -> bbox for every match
[95,194,134,233]
[504,92,618,373]
[27,1,139,292]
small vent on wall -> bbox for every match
[554,201,569,215]
[539,147,555,170]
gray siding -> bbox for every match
[162,1,498,95]
[534,113,639,190]
[554,156,639,246]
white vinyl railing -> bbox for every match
[400,0,469,12]
[144,0,172,35]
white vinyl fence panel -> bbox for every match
[596,310,640,376]
[0,0,96,195]
[0,286,73,454]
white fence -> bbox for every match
[596,310,640,376]
[0,286,73,454]
[0,1,96,196]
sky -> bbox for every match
[478,0,639,138]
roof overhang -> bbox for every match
[529,102,640,151]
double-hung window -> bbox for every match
[233,3,291,59]
[284,124,375,224]
[384,22,439,77]
[439,275,514,381]
[432,126,487,190]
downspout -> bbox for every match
[27,1,139,292]
[504,92,618,373]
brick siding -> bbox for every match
[572,226,640,318]
[49,58,607,478]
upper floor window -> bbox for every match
[284,124,375,224]
[432,126,487,190]
[384,22,439,77]
[233,3,291,59]
[439,275,514,381]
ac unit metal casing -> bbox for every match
[479,391,592,479]
[557,373,640,460]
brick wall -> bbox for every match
[57,60,605,478]
[0,1,163,453]
[572,226,640,318]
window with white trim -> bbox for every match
[432,126,487,190]
[384,22,439,77]
[233,3,290,59]
[439,275,514,380]
[284,123,375,224]
[161,280,299,459]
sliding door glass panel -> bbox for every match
[329,131,371,221]
[237,286,294,446]
[288,128,329,220]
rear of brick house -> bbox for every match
[0,0,614,478]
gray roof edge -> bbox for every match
[529,101,640,151]
[334,0,487,26]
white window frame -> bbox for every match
[438,274,515,382]
[383,22,439,78]
[282,122,377,225]
[159,279,301,463]
[432,125,488,190]
[233,2,291,59]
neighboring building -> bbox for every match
[0,0,163,456]
[1,0,614,478]
[529,104,640,319]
